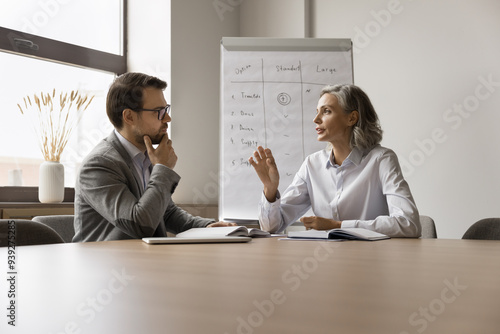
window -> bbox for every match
[0,0,127,188]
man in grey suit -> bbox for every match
[73,72,234,242]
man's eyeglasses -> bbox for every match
[133,104,170,120]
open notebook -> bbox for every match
[176,226,270,238]
[287,228,390,241]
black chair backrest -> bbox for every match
[0,219,65,247]
[32,215,75,243]
[462,218,500,240]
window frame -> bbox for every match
[0,0,127,74]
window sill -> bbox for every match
[0,186,74,202]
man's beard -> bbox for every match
[135,131,165,146]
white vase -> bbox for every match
[38,161,65,203]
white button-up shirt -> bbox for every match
[259,145,421,237]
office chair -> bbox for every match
[32,215,75,243]
[462,218,500,240]
[419,215,437,238]
[0,219,64,247]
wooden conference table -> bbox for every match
[1,237,500,333]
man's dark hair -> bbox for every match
[106,72,167,129]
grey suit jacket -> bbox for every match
[73,131,213,242]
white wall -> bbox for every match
[311,0,500,238]
[240,0,308,37]
[128,0,171,98]
[169,0,240,205]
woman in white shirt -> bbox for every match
[248,84,421,237]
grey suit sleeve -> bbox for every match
[163,202,215,235]
[79,154,181,238]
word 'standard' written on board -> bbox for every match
[220,38,353,221]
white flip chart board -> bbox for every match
[219,37,353,221]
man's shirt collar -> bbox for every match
[114,129,145,161]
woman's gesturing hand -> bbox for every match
[248,146,280,202]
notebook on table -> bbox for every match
[287,228,390,241]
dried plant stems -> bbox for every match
[17,90,94,162]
